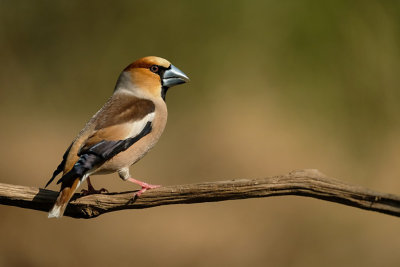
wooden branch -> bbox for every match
[1,169,399,219]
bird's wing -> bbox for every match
[47,94,155,187]
[56,121,153,186]
[45,142,73,188]
[79,116,154,160]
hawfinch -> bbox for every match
[45,56,189,218]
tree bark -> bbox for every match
[0,169,399,219]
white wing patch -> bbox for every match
[128,112,155,138]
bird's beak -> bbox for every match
[162,64,190,88]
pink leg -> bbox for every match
[127,178,161,198]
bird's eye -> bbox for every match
[150,65,159,73]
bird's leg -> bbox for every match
[80,177,109,196]
[127,178,161,198]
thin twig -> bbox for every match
[0,169,399,219]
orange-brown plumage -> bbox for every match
[124,56,171,71]
[46,56,189,218]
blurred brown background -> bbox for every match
[1,1,400,266]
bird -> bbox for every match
[45,56,189,218]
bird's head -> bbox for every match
[115,56,189,100]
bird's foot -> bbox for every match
[80,183,109,196]
[80,177,109,196]
[127,178,161,198]
[80,187,109,196]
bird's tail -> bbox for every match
[48,178,81,218]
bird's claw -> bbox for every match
[127,177,161,199]
[133,183,161,199]
[80,187,109,196]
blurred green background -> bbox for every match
[1,1,400,266]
